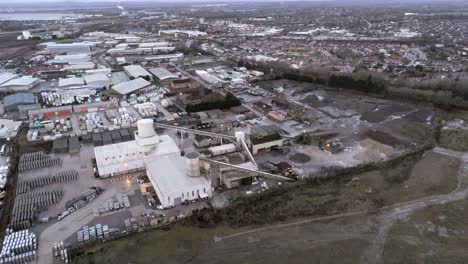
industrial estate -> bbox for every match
[0,0,467,263]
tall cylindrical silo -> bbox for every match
[185,152,201,177]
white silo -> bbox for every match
[135,119,160,155]
[185,152,201,177]
[137,119,156,138]
[235,131,246,142]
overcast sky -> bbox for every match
[0,0,459,3]
[0,0,451,2]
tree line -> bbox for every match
[185,92,241,113]
[236,58,468,110]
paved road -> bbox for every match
[154,101,175,121]
[36,190,118,264]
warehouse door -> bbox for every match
[174,197,182,206]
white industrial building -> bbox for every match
[124,65,152,81]
[0,73,19,86]
[0,119,22,140]
[195,70,223,85]
[246,55,279,63]
[84,73,110,87]
[160,30,207,38]
[45,41,96,54]
[94,119,212,208]
[149,68,178,81]
[58,77,85,88]
[63,63,96,72]
[107,42,175,56]
[0,76,40,92]
[145,53,184,62]
[46,54,92,65]
[111,77,151,95]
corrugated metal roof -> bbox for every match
[149,68,177,80]
[58,77,85,87]
[84,73,109,84]
[139,42,169,48]
[3,93,35,107]
[93,135,180,176]
[145,53,184,61]
[63,63,96,70]
[124,65,151,78]
[146,154,210,201]
[47,54,91,65]
[112,77,151,95]
[0,73,18,85]
[0,76,38,87]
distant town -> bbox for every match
[0,1,467,264]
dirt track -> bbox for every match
[209,147,468,264]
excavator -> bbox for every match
[263,161,298,180]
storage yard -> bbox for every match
[0,70,449,264]
[0,3,467,264]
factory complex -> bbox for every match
[0,3,460,262]
[94,119,212,208]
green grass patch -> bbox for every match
[72,151,460,264]
[384,199,468,264]
[439,129,468,151]
[250,239,369,264]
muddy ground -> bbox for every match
[71,148,463,264]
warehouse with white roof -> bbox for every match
[46,54,91,65]
[45,41,96,54]
[58,77,85,88]
[124,65,152,81]
[110,77,151,96]
[0,73,18,86]
[149,68,178,81]
[94,119,212,208]
[0,76,40,92]
[84,73,110,87]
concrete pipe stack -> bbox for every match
[0,229,37,264]
[77,224,112,245]
[17,170,78,193]
[124,218,138,233]
[10,189,64,230]
[18,152,62,172]
[52,242,69,263]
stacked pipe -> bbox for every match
[17,170,78,194]
[53,241,69,264]
[10,190,64,230]
[18,152,62,172]
[0,229,37,264]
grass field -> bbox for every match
[384,199,468,264]
[355,151,459,206]
[214,238,370,264]
[439,111,468,151]
[257,239,369,264]
[72,150,460,264]
[439,129,468,151]
[73,226,222,264]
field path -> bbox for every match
[214,147,468,264]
